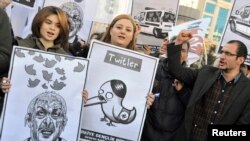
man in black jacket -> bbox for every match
[168,30,250,141]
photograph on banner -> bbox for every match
[132,0,179,46]
[43,0,92,43]
[13,0,36,8]
[168,18,211,65]
[10,0,44,38]
[0,46,88,141]
[80,40,158,141]
[94,0,133,24]
[219,0,250,65]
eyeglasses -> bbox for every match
[219,50,237,57]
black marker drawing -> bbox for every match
[16,49,25,58]
[73,62,85,72]
[24,91,68,141]
[50,79,66,91]
[85,79,136,126]
[27,78,40,88]
[43,58,57,68]
[25,64,36,76]
[33,54,45,63]
[42,70,53,82]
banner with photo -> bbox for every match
[132,0,180,46]
[218,0,250,65]
[0,46,88,141]
[169,18,211,65]
[80,40,158,141]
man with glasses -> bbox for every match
[167,30,250,141]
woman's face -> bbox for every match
[110,19,134,48]
[40,14,61,43]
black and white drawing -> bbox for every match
[219,0,250,65]
[132,0,179,46]
[24,91,68,141]
[13,0,36,8]
[81,40,158,141]
[85,79,136,126]
[0,46,88,141]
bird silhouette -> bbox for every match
[42,70,53,82]
[85,79,136,126]
[28,50,35,55]
[60,75,67,80]
[74,62,85,72]
[43,58,57,68]
[55,55,61,62]
[33,54,44,63]
[27,78,40,88]
[55,67,65,75]
[25,64,36,75]
[15,49,25,58]
[42,83,48,89]
[50,79,66,90]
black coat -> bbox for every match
[141,59,191,141]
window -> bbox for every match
[224,0,231,2]
[205,3,215,14]
[215,8,229,34]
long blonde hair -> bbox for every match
[101,14,137,51]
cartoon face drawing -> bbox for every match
[85,79,136,126]
[60,2,83,39]
[25,91,68,141]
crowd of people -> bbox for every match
[1,0,250,141]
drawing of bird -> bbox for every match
[84,79,136,126]
[42,70,53,82]
[42,83,48,89]
[28,50,35,55]
[27,78,40,88]
[55,55,61,62]
[43,58,57,68]
[15,49,25,58]
[55,67,65,75]
[33,54,44,63]
[25,64,36,75]
[60,75,66,80]
[50,79,66,90]
[74,62,85,72]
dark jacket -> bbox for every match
[0,9,12,77]
[167,43,250,141]
[15,35,67,55]
[141,58,191,141]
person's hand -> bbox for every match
[146,93,155,109]
[172,79,184,91]
[82,89,88,104]
[135,23,141,38]
[1,77,11,93]
[0,0,12,9]
[175,30,192,45]
[142,45,151,55]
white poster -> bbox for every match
[218,0,250,65]
[169,18,211,65]
[132,0,179,46]
[0,46,88,141]
[80,40,158,141]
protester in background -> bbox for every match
[168,30,250,141]
[150,36,169,60]
[141,40,191,141]
[0,0,12,115]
